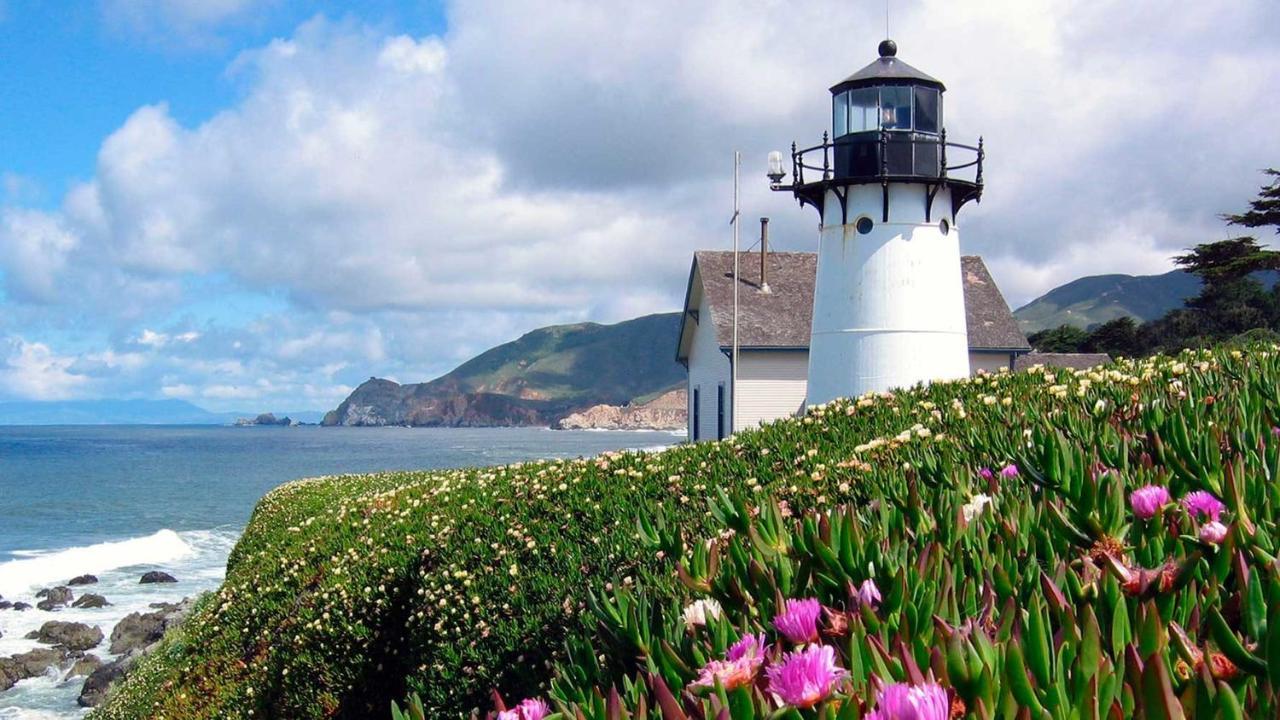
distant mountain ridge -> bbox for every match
[1015,269,1280,332]
[1013,269,1202,333]
[0,399,325,426]
[323,313,686,427]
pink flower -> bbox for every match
[773,598,822,644]
[857,579,882,608]
[519,699,550,720]
[690,633,767,691]
[1000,464,1019,479]
[1130,485,1171,519]
[864,681,951,720]
[1181,491,1225,521]
[765,644,848,709]
[497,699,550,720]
[978,467,995,481]
[1200,521,1229,545]
[726,632,767,663]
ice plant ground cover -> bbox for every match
[404,347,1280,718]
[91,346,1280,719]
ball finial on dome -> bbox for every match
[878,39,897,58]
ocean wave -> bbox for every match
[0,530,195,598]
[0,707,85,720]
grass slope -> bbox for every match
[92,345,1280,719]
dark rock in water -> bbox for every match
[72,593,111,609]
[109,611,168,654]
[80,598,192,706]
[66,654,102,679]
[11,602,31,611]
[0,658,18,692]
[25,621,104,652]
[9,647,68,677]
[35,586,73,610]
[68,574,99,586]
[139,570,177,584]
[0,601,8,610]
[35,586,71,601]
[79,652,133,707]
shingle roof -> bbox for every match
[679,252,1030,358]
[961,256,1032,350]
[1014,352,1113,372]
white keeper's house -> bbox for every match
[675,250,1031,442]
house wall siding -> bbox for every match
[969,350,1014,374]
[736,350,809,431]
[686,291,731,442]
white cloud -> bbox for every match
[1,2,1278,405]
[137,329,167,348]
[101,0,270,43]
[135,329,200,348]
[161,383,196,398]
[0,338,90,400]
[0,209,79,303]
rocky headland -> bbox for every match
[322,313,686,428]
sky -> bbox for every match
[0,0,1277,411]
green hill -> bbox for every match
[322,313,685,426]
[1012,269,1202,333]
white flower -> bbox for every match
[682,598,723,629]
[961,493,993,522]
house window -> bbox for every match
[692,387,700,441]
[717,385,725,439]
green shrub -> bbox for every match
[94,346,1279,719]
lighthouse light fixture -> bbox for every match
[766,150,786,184]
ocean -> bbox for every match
[0,425,679,719]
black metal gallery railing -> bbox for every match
[787,128,983,189]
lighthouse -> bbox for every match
[769,39,983,405]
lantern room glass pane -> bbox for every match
[848,88,877,132]
[913,86,939,133]
[880,86,911,130]
[833,91,849,137]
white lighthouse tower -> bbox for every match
[769,39,984,405]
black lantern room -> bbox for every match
[771,39,983,222]
[831,39,944,178]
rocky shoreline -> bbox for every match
[0,571,192,708]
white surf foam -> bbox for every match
[0,530,194,599]
[0,528,238,718]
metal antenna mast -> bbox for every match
[730,151,740,436]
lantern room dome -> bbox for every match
[830,39,945,93]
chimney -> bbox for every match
[759,217,771,293]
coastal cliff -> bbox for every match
[322,379,571,427]
[322,313,685,427]
[553,388,686,430]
